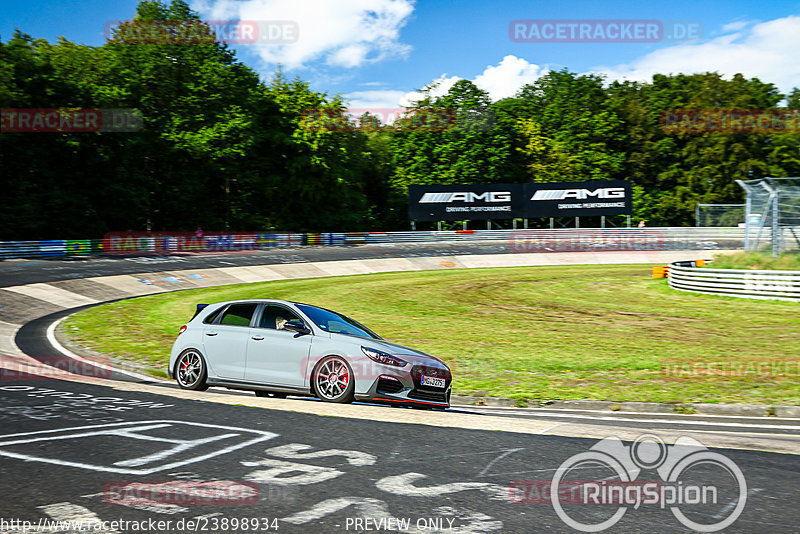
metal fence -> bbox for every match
[0,227,747,260]
[668,261,800,301]
[737,177,800,255]
[695,204,745,227]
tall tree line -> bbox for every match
[2,0,800,239]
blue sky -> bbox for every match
[4,0,800,107]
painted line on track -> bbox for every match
[451,404,800,423]
[456,407,800,432]
[46,316,160,383]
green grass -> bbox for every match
[63,265,800,405]
[709,251,800,270]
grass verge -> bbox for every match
[63,264,800,405]
[709,251,800,270]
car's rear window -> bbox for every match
[218,303,257,327]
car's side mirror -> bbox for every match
[284,320,311,335]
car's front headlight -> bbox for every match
[362,346,408,367]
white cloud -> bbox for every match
[474,55,546,100]
[401,73,463,105]
[345,89,409,108]
[396,55,546,106]
[343,74,462,111]
[591,15,800,93]
[191,0,414,69]
[720,20,751,32]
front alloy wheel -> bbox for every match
[314,356,355,403]
[176,349,208,391]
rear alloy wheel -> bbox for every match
[175,349,209,391]
[313,356,355,403]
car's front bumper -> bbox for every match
[356,364,452,408]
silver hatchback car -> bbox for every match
[168,299,452,408]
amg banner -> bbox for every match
[408,184,525,221]
[525,180,632,218]
[408,181,632,221]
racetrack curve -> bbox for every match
[1,244,798,533]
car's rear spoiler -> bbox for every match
[191,303,209,320]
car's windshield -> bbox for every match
[295,304,381,339]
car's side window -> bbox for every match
[218,303,257,327]
[203,306,224,324]
[259,305,302,330]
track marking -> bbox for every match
[375,472,507,500]
[46,317,159,382]
[0,421,278,474]
[242,458,343,485]
[458,408,800,431]
[538,422,567,434]
[477,448,524,478]
[263,443,377,466]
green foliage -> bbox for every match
[3,0,800,237]
[709,251,800,270]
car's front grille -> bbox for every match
[406,365,451,404]
[410,365,452,389]
[376,376,404,394]
[408,389,448,403]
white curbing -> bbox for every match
[3,283,98,308]
[46,317,159,383]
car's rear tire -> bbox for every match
[175,349,209,391]
[313,355,355,404]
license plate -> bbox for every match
[421,375,445,389]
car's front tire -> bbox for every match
[313,355,355,404]
[175,349,209,391]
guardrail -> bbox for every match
[668,262,800,302]
[0,227,746,260]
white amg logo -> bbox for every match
[419,191,512,203]
[531,187,626,201]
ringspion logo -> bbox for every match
[544,434,747,532]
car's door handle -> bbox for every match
[251,336,264,341]
[205,332,218,336]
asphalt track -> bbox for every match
[0,376,798,533]
[1,246,799,533]
[0,242,512,288]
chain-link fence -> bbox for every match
[736,177,800,255]
[695,204,745,227]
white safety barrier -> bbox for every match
[668,262,800,302]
